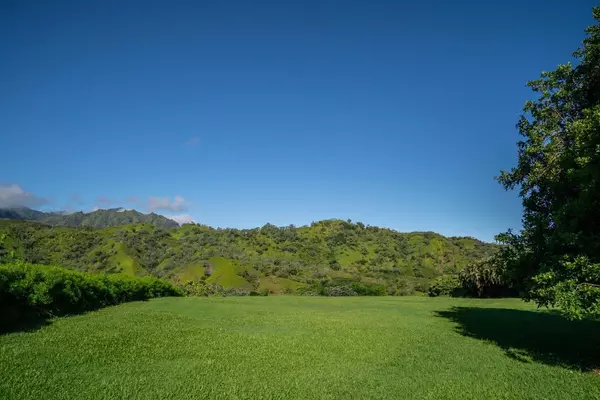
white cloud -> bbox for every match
[0,184,49,208]
[167,214,195,225]
[91,206,101,212]
[148,195,190,212]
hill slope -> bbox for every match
[0,219,497,294]
[0,207,179,229]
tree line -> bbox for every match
[0,219,497,296]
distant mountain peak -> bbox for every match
[0,206,179,229]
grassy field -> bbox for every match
[1,297,599,400]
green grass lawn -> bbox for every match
[1,297,599,399]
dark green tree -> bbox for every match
[497,8,600,319]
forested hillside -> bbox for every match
[0,219,497,295]
[0,207,179,229]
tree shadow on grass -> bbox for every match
[0,313,53,335]
[435,307,600,372]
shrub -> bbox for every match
[178,280,224,296]
[350,282,386,296]
[414,281,430,294]
[0,262,182,324]
[397,285,415,296]
[317,282,386,296]
[221,287,251,296]
[322,285,358,296]
[178,280,255,297]
[274,269,290,278]
[329,261,341,271]
[312,269,329,279]
[428,275,461,297]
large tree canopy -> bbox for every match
[498,7,600,319]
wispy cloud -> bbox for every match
[167,214,195,225]
[148,195,190,212]
[0,184,49,208]
[185,137,200,147]
[70,194,85,205]
[96,196,115,205]
[126,197,139,203]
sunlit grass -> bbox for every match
[1,297,598,399]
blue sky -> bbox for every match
[0,1,596,240]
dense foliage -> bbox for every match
[0,219,497,295]
[0,207,179,229]
[310,280,388,296]
[458,256,516,298]
[428,275,461,297]
[177,278,269,297]
[0,262,182,324]
[497,8,600,318]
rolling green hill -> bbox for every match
[0,207,179,229]
[0,219,497,294]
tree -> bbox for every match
[458,256,515,298]
[497,7,600,319]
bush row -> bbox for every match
[0,262,182,323]
[312,281,387,296]
[177,279,270,297]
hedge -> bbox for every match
[0,262,182,324]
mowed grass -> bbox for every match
[1,297,599,400]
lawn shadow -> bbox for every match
[0,298,160,336]
[0,313,53,335]
[435,307,600,371]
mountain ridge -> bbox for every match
[0,207,180,229]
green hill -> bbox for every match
[0,207,179,229]
[0,219,497,294]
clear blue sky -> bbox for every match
[0,1,596,240]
